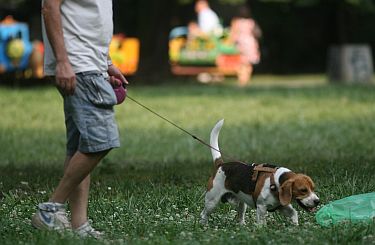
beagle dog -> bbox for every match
[200,120,320,226]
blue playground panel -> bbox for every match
[0,22,32,72]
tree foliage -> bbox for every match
[177,0,375,12]
[259,0,375,12]
[178,0,246,5]
[0,0,26,8]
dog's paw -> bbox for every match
[291,220,299,226]
[255,220,267,228]
[199,218,208,226]
[291,215,299,225]
[238,220,246,226]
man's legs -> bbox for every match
[32,73,120,235]
[62,154,93,229]
[32,150,109,232]
[50,150,109,213]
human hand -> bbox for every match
[109,76,122,87]
[55,61,76,95]
[108,64,128,86]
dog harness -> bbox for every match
[251,163,282,212]
[251,164,278,190]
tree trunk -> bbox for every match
[135,0,178,82]
[335,2,347,44]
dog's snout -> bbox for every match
[314,199,320,206]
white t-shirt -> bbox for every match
[42,0,113,75]
[198,8,221,34]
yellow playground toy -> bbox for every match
[109,34,140,76]
[169,26,241,79]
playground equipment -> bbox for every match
[169,26,241,79]
[0,16,35,75]
[0,16,44,79]
[0,16,139,80]
[109,34,140,75]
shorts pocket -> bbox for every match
[85,75,117,107]
[86,118,109,147]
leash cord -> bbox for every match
[126,94,245,163]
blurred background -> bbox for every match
[1,3,375,242]
[0,0,375,84]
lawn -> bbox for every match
[0,76,375,244]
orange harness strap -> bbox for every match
[252,164,277,183]
[251,164,281,211]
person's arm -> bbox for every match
[42,0,76,95]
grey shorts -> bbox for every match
[64,71,120,156]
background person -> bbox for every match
[187,21,202,40]
[230,6,261,86]
[195,0,222,35]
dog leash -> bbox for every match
[126,94,248,164]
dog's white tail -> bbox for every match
[210,119,224,162]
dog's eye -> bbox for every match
[300,188,308,193]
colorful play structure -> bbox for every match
[169,26,241,78]
[0,16,38,77]
[109,34,140,76]
[0,16,139,80]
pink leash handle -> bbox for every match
[112,78,127,105]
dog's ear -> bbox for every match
[279,179,293,206]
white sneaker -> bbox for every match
[75,221,103,239]
[31,202,71,230]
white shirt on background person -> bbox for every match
[198,8,222,34]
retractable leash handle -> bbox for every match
[124,88,248,164]
[113,79,127,105]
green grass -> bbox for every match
[1,76,375,244]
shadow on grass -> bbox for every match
[1,81,375,206]
[1,112,375,174]
[2,77,375,102]
[123,82,375,102]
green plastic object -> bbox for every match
[316,192,375,227]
